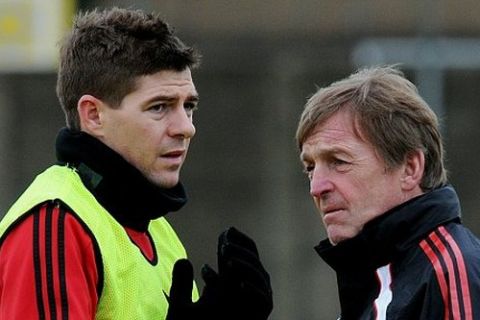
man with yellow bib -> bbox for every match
[0,7,272,320]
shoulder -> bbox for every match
[392,222,480,291]
[0,200,97,251]
[428,223,480,264]
[0,200,103,319]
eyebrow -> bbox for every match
[300,146,351,162]
[186,94,200,102]
[146,94,200,104]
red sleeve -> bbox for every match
[0,202,100,320]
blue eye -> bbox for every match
[184,103,198,117]
[185,102,198,112]
[330,158,352,172]
[149,104,167,112]
[333,158,348,165]
[185,102,196,110]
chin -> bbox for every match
[158,179,180,189]
[328,237,341,246]
[328,233,350,246]
[148,173,180,189]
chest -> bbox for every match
[337,250,442,320]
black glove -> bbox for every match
[166,227,273,320]
[215,226,273,319]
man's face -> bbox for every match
[300,110,406,245]
[99,68,198,188]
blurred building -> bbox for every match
[1,1,480,319]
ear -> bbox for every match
[400,149,425,191]
[77,95,105,137]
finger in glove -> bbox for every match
[218,227,259,258]
[169,259,194,305]
[223,255,271,300]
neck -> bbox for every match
[55,128,188,231]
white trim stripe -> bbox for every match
[374,264,393,320]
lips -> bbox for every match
[322,205,344,215]
[162,150,185,158]
[322,211,343,226]
[161,150,185,165]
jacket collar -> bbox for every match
[55,127,188,231]
[315,185,461,271]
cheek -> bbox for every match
[358,176,402,216]
[344,174,389,216]
[111,125,152,160]
[124,123,158,145]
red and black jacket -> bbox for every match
[316,185,480,320]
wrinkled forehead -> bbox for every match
[301,108,370,150]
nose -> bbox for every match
[168,106,196,139]
[309,166,334,198]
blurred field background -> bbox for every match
[1,1,480,319]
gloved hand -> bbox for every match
[166,227,273,320]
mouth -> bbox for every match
[161,150,185,164]
[322,206,344,215]
[162,150,185,157]
[321,207,346,224]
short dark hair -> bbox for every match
[296,66,447,191]
[56,7,201,130]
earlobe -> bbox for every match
[401,149,425,191]
[77,95,104,136]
